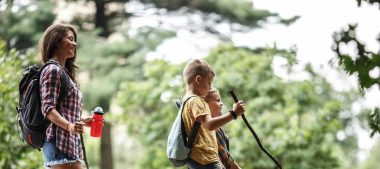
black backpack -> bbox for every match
[16,61,70,149]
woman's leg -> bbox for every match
[51,161,82,169]
[43,139,83,169]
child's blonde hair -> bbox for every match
[183,59,215,84]
[205,87,219,102]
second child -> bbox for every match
[205,88,241,169]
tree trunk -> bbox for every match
[100,121,113,169]
[6,0,13,10]
[95,0,108,37]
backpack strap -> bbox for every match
[40,60,70,102]
[187,121,200,148]
[179,96,201,149]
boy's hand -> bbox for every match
[232,100,245,116]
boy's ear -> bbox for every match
[195,75,201,84]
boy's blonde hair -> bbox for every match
[205,87,219,102]
[183,59,215,84]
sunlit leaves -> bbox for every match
[333,23,380,136]
[0,1,55,50]
[356,0,380,7]
[0,40,42,169]
[333,24,380,89]
[78,27,175,111]
[368,108,380,137]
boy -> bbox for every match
[205,88,241,169]
[182,59,245,169]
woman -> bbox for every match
[39,23,91,169]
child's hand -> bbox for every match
[232,100,245,116]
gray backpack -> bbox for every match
[166,96,200,167]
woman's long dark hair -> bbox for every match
[39,23,79,83]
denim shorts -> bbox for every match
[42,139,82,168]
[186,158,222,169]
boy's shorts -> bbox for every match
[186,158,222,169]
[42,139,83,168]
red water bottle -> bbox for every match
[90,107,104,137]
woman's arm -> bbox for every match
[46,108,85,134]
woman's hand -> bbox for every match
[67,121,86,134]
[80,116,93,127]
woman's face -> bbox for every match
[207,91,223,117]
[57,30,77,59]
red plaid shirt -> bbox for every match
[40,60,83,160]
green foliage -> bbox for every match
[356,0,380,6]
[144,0,280,27]
[83,134,101,169]
[78,27,175,111]
[333,1,380,137]
[0,1,55,50]
[74,26,175,168]
[192,0,277,27]
[368,108,380,136]
[333,24,380,136]
[116,44,361,168]
[359,139,380,169]
[0,40,42,169]
[333,24,380,89]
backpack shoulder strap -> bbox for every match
[179,96,201,148]
[187,121,200,148]
[40,61,70,102]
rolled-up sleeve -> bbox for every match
[40,65,62,116]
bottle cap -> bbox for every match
[92,107,104,115]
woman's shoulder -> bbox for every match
[44,62,60,69]
[40,63,64,79]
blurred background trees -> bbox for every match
[0,1,55,51]
[0,40,42,169]
[115,44,364,169]
[0,0,378,169]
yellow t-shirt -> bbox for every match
[182,96,219,165]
